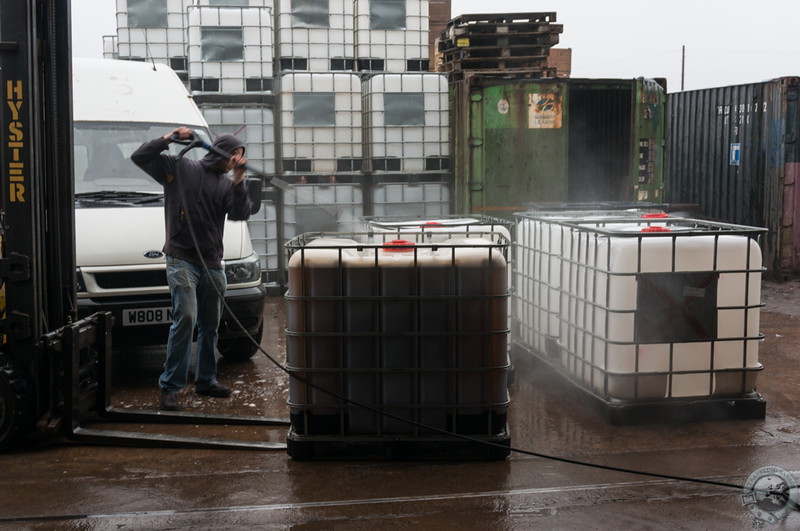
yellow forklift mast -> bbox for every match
[0,1,286,451]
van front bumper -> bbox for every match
[76,284,267,347]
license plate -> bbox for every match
[122,307,173,326]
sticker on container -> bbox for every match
[497,99,509,115]
[730,143,741,166]
[527,93,562,129]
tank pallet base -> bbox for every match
[286,427,511,461]
[512,342,767,426]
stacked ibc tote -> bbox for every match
[107,0,453,292]
[512,206,768,424]
[273,0,452,288]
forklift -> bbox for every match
[0,0,288,451]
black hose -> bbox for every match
[170,142,790,506]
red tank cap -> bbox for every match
[383,239,416,252]
[641,226,671,232]
[642,213,670,218]
[421,221,444,228]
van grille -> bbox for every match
[93,270,167,289]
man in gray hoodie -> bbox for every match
[132,127,252,411]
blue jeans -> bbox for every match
[159,256,227,393]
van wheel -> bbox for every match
[0,356,34,451]
[217,324,263,362]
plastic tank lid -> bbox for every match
[641,226,671,232]
[642,213,670,219]
[382,239,416,252]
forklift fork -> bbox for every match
[48,312,289,450]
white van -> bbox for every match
[72,58,265,360]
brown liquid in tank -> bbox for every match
[287,243,509,434]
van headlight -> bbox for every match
[76,270,87,294]
[224,254,261,285]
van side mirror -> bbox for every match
[246,176,262,215]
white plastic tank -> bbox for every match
[115,0,191,67]
[362,74,449,173]
[274,0,355,72]
[557,218,763,400]
[102,35,118,60]
[372,183,450,218]
[365,215,512,244]
[278,73,362,175]
[282,184,364,242]
[247,201,279,282]
[199,104,276,175]
[512,209,652,360]
[186,5,274,95]
[353,0,429,72]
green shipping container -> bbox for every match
[451,77,666,217]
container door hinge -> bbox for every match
[0,41,18,52]
[0,253,31,282]
[470,137,484,147]
[785,134,796,144]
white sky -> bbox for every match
[71,0,800,92]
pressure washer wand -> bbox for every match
[173,135,272,182]
[171,134,335,213]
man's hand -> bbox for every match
[163,126,193,143]
[229,149,247,184]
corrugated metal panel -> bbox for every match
[665,77,800,276]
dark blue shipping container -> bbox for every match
[665,77,800,277]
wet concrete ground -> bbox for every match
[2,281,800,529]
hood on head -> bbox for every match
[201,134,245,167]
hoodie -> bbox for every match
[131,133,252,269]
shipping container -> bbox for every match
[451,77,666,219]
[665,77,800,277]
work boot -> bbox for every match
[196,382,232,398]
[160,390,179,411]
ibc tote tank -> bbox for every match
[512,210,768,424]
[557,217,766,419]
[285,232,511,459]
[512,204,663,361]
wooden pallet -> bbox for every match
[439,56,554,74]
[440,68,556,83]
[446,12,557,27]
[443,68,559,82]
[440,36,560,54]
[441,45,553,62]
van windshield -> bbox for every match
[73,122,213,195]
